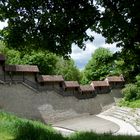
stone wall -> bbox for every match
[0,66,4,81]
[0,83,122,123]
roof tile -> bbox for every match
[37,75,64,82]
[64,81,79,88]
[106,76,125,82]
[80,85,94,92]
[5,65,39,73]
[91,81,109,87]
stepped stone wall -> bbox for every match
[0,83,122,123]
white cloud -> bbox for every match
[86,29,105,47]
[71,30,121,69]
[71,42,97,69]
[101,43,121,53]
[71,43,96,61]
[0,21,8,29]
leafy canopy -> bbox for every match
[1,1,140,81]
[94,1,140,81]
[0,43,81,81]
[122,75,140,102]
[0,0,98,56]
[56,58,81,82]
[93,0,140,50]
[1,0,140,55]
[81,47,113,84]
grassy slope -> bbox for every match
[0,111,140,140]
[119,99,140,108]
[0,111,64,140]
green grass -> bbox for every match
[0,111,140,140]
[0,111,65,140]
[69,132,140,140]
[119,99,140,108]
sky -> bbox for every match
[71,29,121,70]
[0,22,121,70]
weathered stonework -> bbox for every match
[0,83,122,123]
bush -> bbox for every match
[122,84,138,101]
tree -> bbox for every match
[0,42,22,64]
[81,47,113,84]
[1,44,81,78]
[56,58,81,82]
[1,1,140,82]
[0,0,98,56]
[0,44,58,74]
[122,75,140,101]
[122,84,138,101]
[0,1,140,56]
[22,51,58,74]
[92,0,140,81]
[93,0,140,50]
[136,75,140,99]
[112,48,140,83]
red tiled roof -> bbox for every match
[0,54,6,61]
[64,81,79,88]
[5,65,39,73]
[106,76,125,82]
[37,75,64,82]
[80,85,94,92]
[91,81,109,87]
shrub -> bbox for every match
[122,84,138,101]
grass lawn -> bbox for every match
[0,111,140,140]
[0,111,65,140]
[119,99,140,108]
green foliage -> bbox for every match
[136,75,140,99]
[0,111,64,140]
[110,59,124,76]
[93,0,140,83]
[1,1,139,57]
[0,0,140,84]
[119,99,140,108]
[1,45,81,80]
[80,71,89,85]
[0,0,98,56]
[122,84,139,101]
[0,45,58,74]
[0,43,22,64]
[93,0,140,51]
[1,111,140,140]
[0,41,5,50]
[4,49,22,65]
[117,48,140,83]
[136,75,140,87]
[56,58,81,82]
[121,74,140,106]
[81,48,114,84]
[70,131,140,140]
[22,51,58,75]
[1,1,140,81]
[120,74,140,108]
